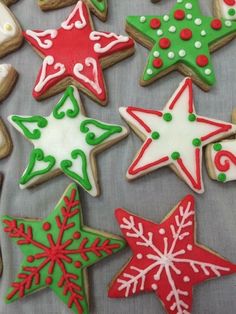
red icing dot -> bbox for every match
[196,55,209,67]
[43,222,51,231]
[45,277,53,285]
[153,58,163,68]
[74,261,82,268]
[159,38,171,49]
[211,19,222,30]
[150,18,161,29]
[180,28,192,41]
[27,256,35,263]
[174,9,185,20]
[73,231,81,239]
[224,0,235,5]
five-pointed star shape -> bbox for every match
[126,0,236,90]
[108,195,236,314]
[8,85,128,196]
[38,0,108,22]
[120,78,236,193]
[24,0,134,104]
[2,184,126,314]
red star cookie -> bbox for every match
[24,0,135,105]
[120,78,236,193]
[108,195,236,314]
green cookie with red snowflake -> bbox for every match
[108,195,236,314]
[38,0,108,21]
[126,0,236,91]
[8,85,128,197]
[2,183,126,314]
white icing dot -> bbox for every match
[185,3,192,9]
[137,253,143,259]
[183,276,190,282]
[169,26,176,33]
[194,18,202,26]
[205,68,212,75]
[201,30,207,36]
[157,29,163,36]
[177,0,183,2]
[163,15,169,22]
[152,284,158,290]
[168,52,175,59]
[179,49,186,57]
[187,244,193,251]
[225,21,232,27]
[194,41,202,48]
[159,228,165,235]
[147,69,153,75]
[140,16,146,23]
[187,14,192,20]
[153,51,160,58]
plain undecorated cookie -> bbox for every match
[0,118,12,160]
[0,64,17,102]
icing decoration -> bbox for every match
[108,195,236,314]
[126,0,236,89]
[8,86,128,196]
[208,140,236,182]
[119,78,236,193]
[2,183,126,313]
[24,1,134,103]
[218,0,236,20]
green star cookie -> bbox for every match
[8,86,128,196]
[126,0,236,90]
[2,183,126,314]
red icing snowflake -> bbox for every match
[108,195,236,314]
[23,0,134,104]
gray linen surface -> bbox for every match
[0,0,236,313]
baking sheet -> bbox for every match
[1,0,236,313]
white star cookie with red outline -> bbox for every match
[24,0,135,104]
[120,78,236,193]
[108,195,236,314]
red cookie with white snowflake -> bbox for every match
[24,0,135,104]
[2,183,126,313]
[120,77,236,193]
[214,0,236,20]
[38,0,108,22]
[0,118,12,160]
[108,195,236,314]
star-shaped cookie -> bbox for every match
[8,86,128,196]
[38,0,108,22]
[0,118,12,160]
[119,78,236,193]
[108,195,236,314]
[126,0,236,91]
[2,183,126,314]
[24,0,134,104]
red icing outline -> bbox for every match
[196,117,232,141]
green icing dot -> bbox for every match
[151,131,160,140]
[218,173,226,182]
[213,143,222,152]
[171,152,180,160]
[188,114,196,122]
[163,113,172,122]
[228,8,236,16]
[192,138,201,147]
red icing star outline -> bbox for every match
[24,1,134,104]
[120,78,236,193]
[108,195,236,314]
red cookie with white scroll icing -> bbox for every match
[24,0,135,105]
[108,195,236,314]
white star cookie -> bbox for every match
[8,86,128,196]
[120,78,236,193]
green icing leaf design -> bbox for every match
[53,86,80,120]
[90,0,107,13]
[60,149,92,191]
[80,119,122,146]
[11,116,48,140]
[20,149,56,185]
